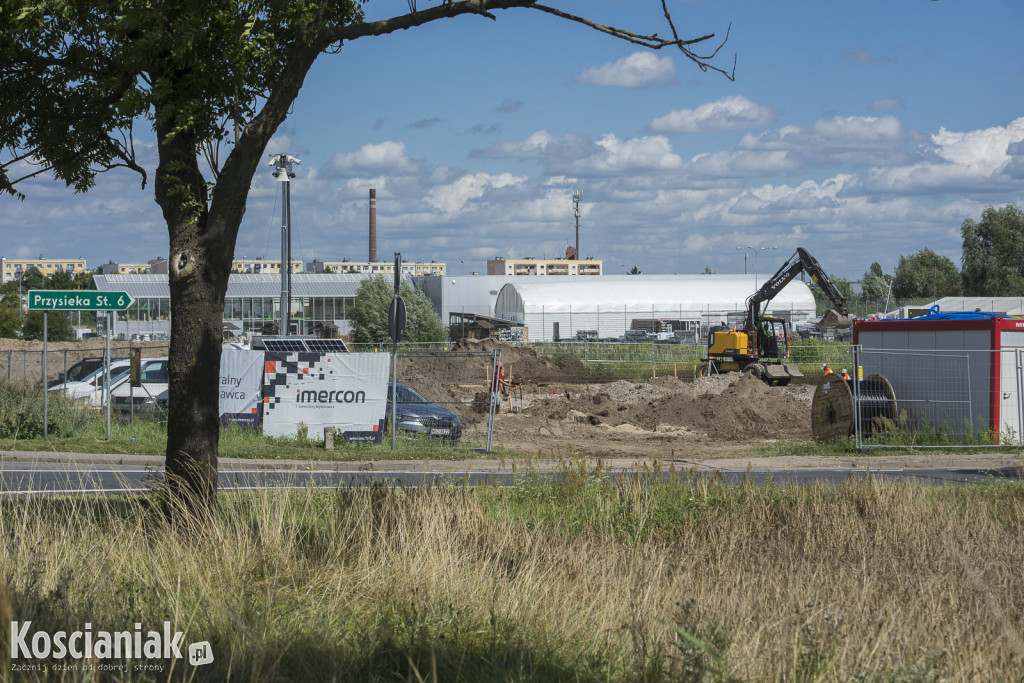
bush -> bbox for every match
[0,379,93,438]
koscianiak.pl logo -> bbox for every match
[9,621,213,674]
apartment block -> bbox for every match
[231,258,303,274]
[307,259,446,276]
[486,257,602,276]
[98,261,152,274]
[1,256,88,284]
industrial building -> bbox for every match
[92,273,409,339]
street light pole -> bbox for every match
[735,245,753,274]
[753,246,778,284]
[270,153,299,336]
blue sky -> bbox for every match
[3,0,1023,281]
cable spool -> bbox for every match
[811,372,898,441]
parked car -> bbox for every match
[48,360,131,406]
[386,383,462,441]
[110,358,170,413]
[47,357,111,388]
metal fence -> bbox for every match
[1,343,503,452]
[392,348,501,452]
[530,340,855,382]
[1,343,170,385]
[852,346,1021,449]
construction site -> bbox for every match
[397,338,818,458]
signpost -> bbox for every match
[31,289,134,439]
[389,253,406,449]
[28,290,133,311]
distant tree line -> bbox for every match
[809,204,1024,314]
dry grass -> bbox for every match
[1,469,1023,681]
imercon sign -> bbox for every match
[28,290,133,311]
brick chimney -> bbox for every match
[369,188,377,262]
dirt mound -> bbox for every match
[450,338,611,384]
[517,374,808,442]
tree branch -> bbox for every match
[330,0,735,80]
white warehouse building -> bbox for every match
[494,276,817,342]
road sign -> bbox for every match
[27,290,134,311]
[388,296,407,343]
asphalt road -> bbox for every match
[1,455,1020,496]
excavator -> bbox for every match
[696,247,853,386]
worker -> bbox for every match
[822,364,833,376]
[841,368,851,380]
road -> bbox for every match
[1,451,1020,496]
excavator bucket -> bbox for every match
[816,309,854,330]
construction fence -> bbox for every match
[820,346,1024,449]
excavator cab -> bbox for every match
[755,316,790,361]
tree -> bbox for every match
[71,271,95,290]
[860,261,892,303]
[351,275,447,345]
[628,266,642,275]
[0,284,21,337]
[891,248,961,299]
[21,266,44,290]
[810,274,854,311]
[46,270,75,290]
[20,310,74,341]
[961,205,1024,296]
[1,1,734,519]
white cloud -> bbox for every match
[573,51,677,88]
[931,117,1024,173]
[586,134,684,173]
[326,141,421,176]
[649,96,776,134]
[424,172,526,216]
[740,115,911,152]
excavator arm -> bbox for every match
[744,247,852,331]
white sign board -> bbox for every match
[261,352,389,442]
[220,349,265,427]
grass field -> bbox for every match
[2,467,1023,681]
[0,379,493,461]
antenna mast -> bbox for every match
[572,189,583,260]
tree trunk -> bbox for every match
[154,119,233,522]
[151,44,321,522]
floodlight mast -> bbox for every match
[270,153,299,336]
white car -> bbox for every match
[48,360,131,406]
[110,358,170,413]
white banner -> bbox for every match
[220,349,264,427]
[261,352,389,442]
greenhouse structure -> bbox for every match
[92,273,401,339]
[493,275,817,342]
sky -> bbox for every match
[3,0,1023,281]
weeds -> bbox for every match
[0,380,93,440]
[1,475,1022,680]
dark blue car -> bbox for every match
[387,383,462,441]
